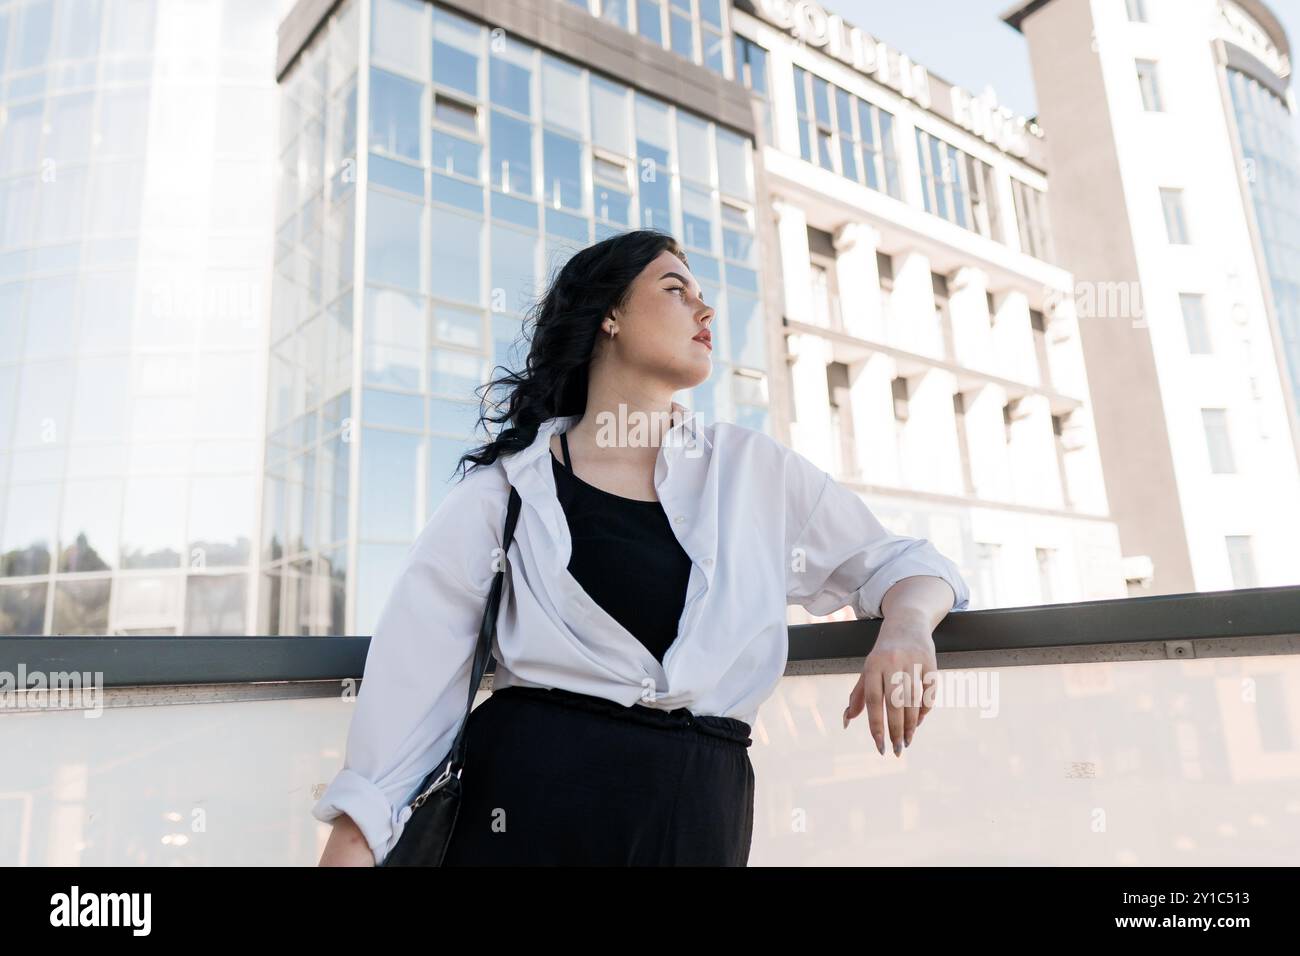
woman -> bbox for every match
[314,229,970,866]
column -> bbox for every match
[832,221,883,341]
[948,266,994,373]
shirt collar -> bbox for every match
[500,399,716,578]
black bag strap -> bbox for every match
[446,483,521,773]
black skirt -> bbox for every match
[440,684,756,866]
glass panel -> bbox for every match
[488,36,533,115]
[188,476,254,567]
[362,388,424,428]
[677,111,712,184]
[433,7,480,98]
[716,128,750,200]
[542,130,583,212]
[590,75,630,156]
[430,206,483,304]
[490,225,538,315]
[369,67,422,161]
[637,0,663,45]
[372,0,427,76]
[184,574,248,636]
[360,428,422,539]
[2,483,59,577]
[429,348,484,397]
[366,189,423,291]
[635,94,671,166]
[489,109,533,196]
[0,583,48,635]
[434,303,484,348]
[542,54,583,135]
[681,181,714,252]
[121,477,186,569]
[432,130,480,179]
[59,477,123,572]
[52,579,111,635]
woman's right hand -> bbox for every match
[318,813,377,866]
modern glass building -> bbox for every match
[1226,65,1300,421]
[0,0,285,636]
[265,0,766,636]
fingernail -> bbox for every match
[842,708,848,730]
[875,735,884,755]
[894,739,903,756]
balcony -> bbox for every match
[1,586,1296,865]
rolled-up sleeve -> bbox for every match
[311,471,499,865]
[784,454,970,619]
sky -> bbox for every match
[827,0,1300,133]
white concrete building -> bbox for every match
[729,0,1127,617]
[1005,0,1300,596]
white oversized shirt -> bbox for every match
[312,401,971,863]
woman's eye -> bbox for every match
[669,286,687,296]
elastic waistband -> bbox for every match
[491,685,752,748]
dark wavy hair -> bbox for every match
[452,228,689,481]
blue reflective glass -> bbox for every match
[369,152,424,197]
[491,191,537,228]
[366,190,422,290]
[433,9,480,98]
[360,429,422,539]
[369,68,422,161]
[433,129,481,178]
[430,206,483,304]
[545,207,589,242]
[489,50,532,115]
[543,130,583,212]
[490,225,538,315]
[637,0,663,45]
[639,166,671,232]
[432,173,484,212]
[362,389,424,429]
[429,347,483,397]
[727,291,764,368]
[428,397,481,437]
[489,109,533,195]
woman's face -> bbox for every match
[600,250,715,391]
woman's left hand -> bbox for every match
[842,610,937,757]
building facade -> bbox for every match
[1006,0,1300,595]
[265,0,769,635]
[0,0,283,636]
[731,0,1125,619]
[265,0,1127,637]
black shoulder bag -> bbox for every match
[380,484,522,867]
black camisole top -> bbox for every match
[550,430,693,664]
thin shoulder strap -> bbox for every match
[446,484,521,773]
[560,430,572,471]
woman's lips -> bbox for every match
[693,333,712,351]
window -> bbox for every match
[733,36,772,146]
[1160,188,1190,244]
[637,0,664,46]
[1225,535,1258,588]
[966,154,1001,240]
[1136,60,1163,111]
[1012,178,1054,260]
[1125,0,1148,22]
[916,129,998,238]
[1180,294,1212,353]
[1201,408,1235,472]
[891,376,909,422]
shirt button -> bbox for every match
[703,557,713,567]
[674,515,685,524]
